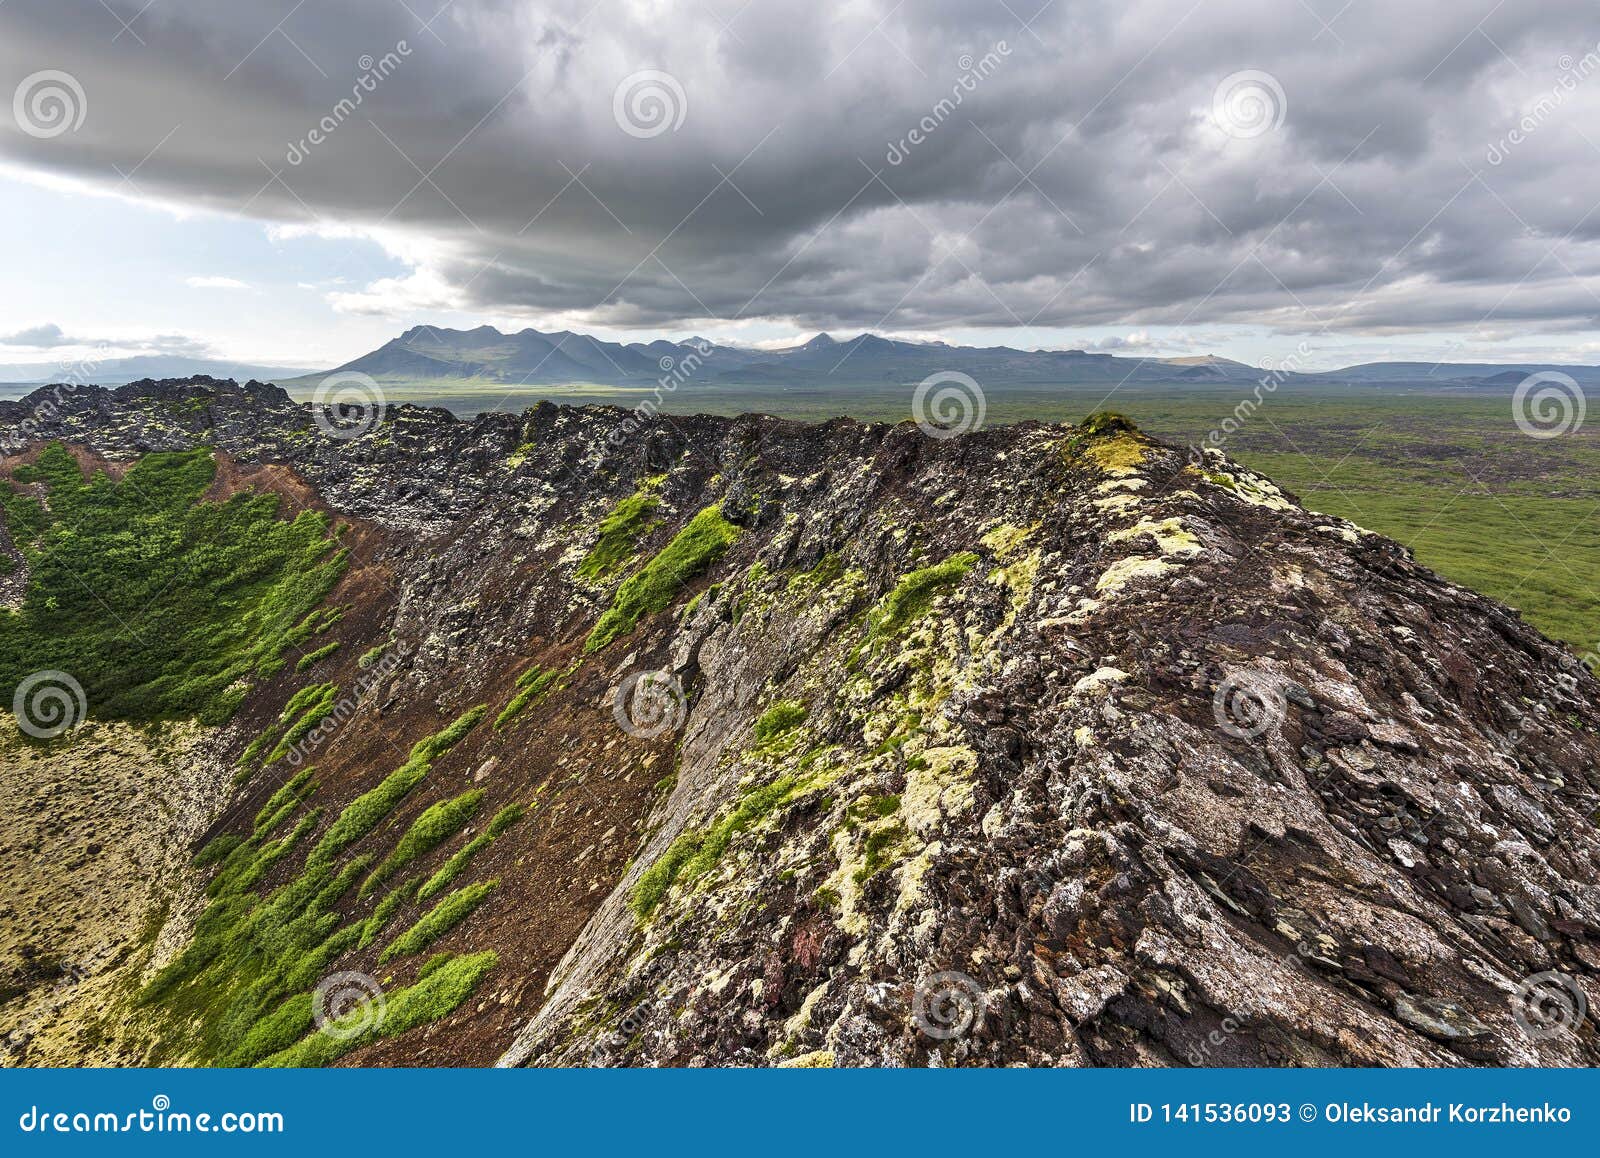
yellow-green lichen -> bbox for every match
[979,522,1036,560]
[1108,516,1201,558]
[630,773,820,922]
[1095,554,1173,594]
[778,1049,835,1068]
[901,745,977,837]
[1069,414,1149,477]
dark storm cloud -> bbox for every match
[4,0,1600,336]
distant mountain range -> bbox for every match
[9,327,1600,393]
[0,354,318,389]
[283,325,1600,390]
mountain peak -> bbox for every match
[308,323,1600,391]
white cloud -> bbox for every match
[0,322,216,357]
[0,323,73,348]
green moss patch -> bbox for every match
[295,640,341,672]
[754,701,808,745]
[379,880,498,964]
[630,777,798,922]
[859,552,978,656]
[308,705,486,864]
[0,443,347,725]
[258,951,498,1068]
[356,638,393,668]
[136,707,495,1066]
[578,481,662,580]
[193,833,243,869]
[416,803,527,902]
[253,768,318,835]
[493,664,570,730]
[359,790,484,898]
[360,877,421,949]
[585,505,740,652]
[234,683,339,782]
[227,992,315,1067]
[788,551,845,594]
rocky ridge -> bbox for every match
[1,377,1597,1068]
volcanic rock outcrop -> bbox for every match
[1,377,1597,1068]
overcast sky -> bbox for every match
[3,0,1600,370]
